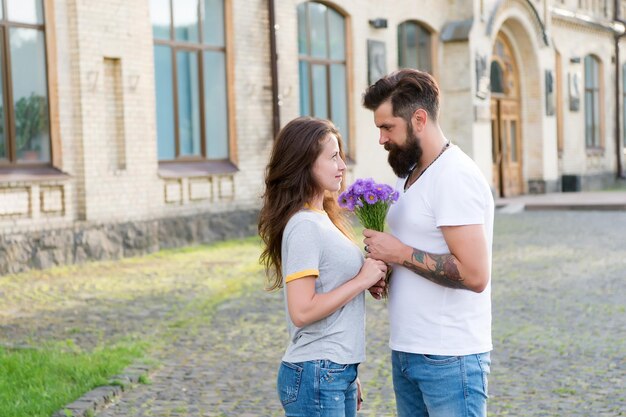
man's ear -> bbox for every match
[412,108,428,132]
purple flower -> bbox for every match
[362,178,375,190]
[338,193,350,208]
[364,191,378,204]
[339,191,357,210]
[351,179,366,195]
[339,178,397,215]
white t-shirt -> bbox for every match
[386,145,494,356]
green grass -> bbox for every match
[0,340,147,417]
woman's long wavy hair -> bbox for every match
[259,117,351,291]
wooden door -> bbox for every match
[491,99,523,197]
[500,100,522,196]
[490,32,523,197]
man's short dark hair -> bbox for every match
[362,69,440,123]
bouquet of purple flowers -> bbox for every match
[338,178,399,230]
[338,178,399,298]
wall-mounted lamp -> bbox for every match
[570,56,581,64]
[369,18,388,29]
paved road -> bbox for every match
[98,211,626,417]
[2,211,625,416]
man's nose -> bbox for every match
[379,133,388,146]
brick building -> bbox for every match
[0,0,624,273]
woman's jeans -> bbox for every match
[392,351,491,417]
[277,360,358,417]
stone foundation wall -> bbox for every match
[0,210,259,276]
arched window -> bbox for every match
[397,21,432,74]
[0,0,51,165]
[297,2,350,154]
[151,0,230,162]
[584,55,601,148]
[490,61,505,94]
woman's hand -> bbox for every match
[356,377,363,411]
[356,258,387,289]
[286,258,386,327]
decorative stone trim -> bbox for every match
[0,187,31,218]
[40,186,65,215]
[188,177,213,202]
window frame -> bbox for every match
[0,0,55,169]
[397,20,434,75]
[556,49,564,155]
[297,1,353,158]
[153,0,237,169]
[583,54,603,151]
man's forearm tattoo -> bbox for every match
[402,249,467,289]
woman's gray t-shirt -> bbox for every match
[281,209,365,365]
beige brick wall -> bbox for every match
[552,17,617,176]
[1,0,623,240]
[0,0,273,237]
[276,0,457,187]
[70,0,161,222]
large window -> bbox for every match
[584,55,601,148]
[398,21,432,74]
[151,0,229,162]
[297,2,349,154]
[0,0,51,166]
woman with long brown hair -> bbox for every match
[259,117,387,417]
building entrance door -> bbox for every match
[491,98,522,197]
[490,32,523,197]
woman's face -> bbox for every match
[312,134,346,193]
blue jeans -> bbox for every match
[277,360,358,417]
[392,351,491,417]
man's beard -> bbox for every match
[385,125,423,178]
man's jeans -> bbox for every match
[392,350,491,417]
[277,360,358,417]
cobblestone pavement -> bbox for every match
[94,286,394,417]
[1,212,625,416]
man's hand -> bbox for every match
[364,225,490,293]
[362,229,410,264]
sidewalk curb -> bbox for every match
[496,203,626,212]
[495,190,626,213]
[51,363,152,417]
[524,203,626,211]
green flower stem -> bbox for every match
[354,202,390,232]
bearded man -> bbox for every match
[362,69,495,417]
